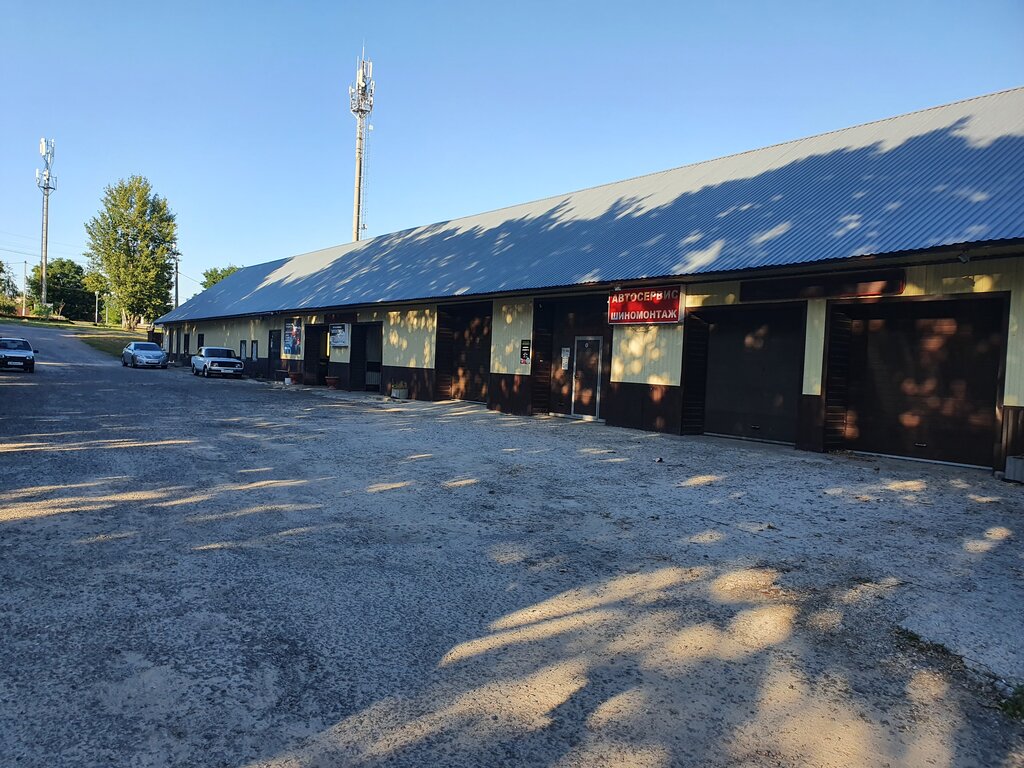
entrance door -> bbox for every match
[829,297,1004,466]
[571,337,602,418]
[268,329,282,378]
[364,323,382,392]
[304,326,328,385]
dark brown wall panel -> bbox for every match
[327,361,351,390]
[381,365,435,401]
[796,394,825,452]
[488,373,532,416]
[604,383,682,434]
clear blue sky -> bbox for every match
[1,0,1022,300]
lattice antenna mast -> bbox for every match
[349,53,374,242]
[35,138,57,306]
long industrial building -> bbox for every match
[157,87,1024,470]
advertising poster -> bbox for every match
[284,319,303,357]
[330,323,351,348]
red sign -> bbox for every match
[608,286,682,324]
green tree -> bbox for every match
[27,258,94,320]
[201,264,241,289]
[85,175,176,329]
[0,262,18,298]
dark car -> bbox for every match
[0,337,38,373]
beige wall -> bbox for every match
[610,323,684,386]
[384,305,436,369]
[685,281,740,308]
[801,299,827,395]
[491,300,534,375]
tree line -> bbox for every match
[2,175,241,329]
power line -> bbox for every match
[0,228,84,251]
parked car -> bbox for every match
[0,337,38,373]
[191,347,244,378]
[122,341,168,369]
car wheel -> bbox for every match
[27,364,35,373]
[121,356,127,367]
[161,364,167,369]
[191,364,197,375]
[202,366,209,378]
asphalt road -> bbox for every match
[1,323,1022,768]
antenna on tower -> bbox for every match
[36,138,57,306]
[349,51,374,242]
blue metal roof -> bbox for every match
[159,87,1024,323]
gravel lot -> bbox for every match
[1,322,1022,767]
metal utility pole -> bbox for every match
[21,261,27,316]
[172,248,180,308]
[349,53,374,242]
[35,138,57,307]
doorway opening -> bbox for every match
[349,323,384,392]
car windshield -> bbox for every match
[206,348,234,358]
[135,343,161,351]
[0,339,31,351]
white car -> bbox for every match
[191,346,244,378]
[0,337,38,373]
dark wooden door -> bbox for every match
[681,313,710,435]
[531,304,554,415]
[572,337,602,418]
[839,298,1004,466]
[268,330,282,378]
[449,306,491,403]
[435,311,454,399]
[304,326,327,384]
[701,305,804,442]
[349,324,367,391]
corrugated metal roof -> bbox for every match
[158,87,1024,324]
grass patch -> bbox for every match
[71,327,147,357]
[0,318,148,358]
[1001,685,1024,719]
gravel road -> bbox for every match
[1,322,1022,767]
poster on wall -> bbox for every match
[608,286,682,324]
[284,319,303,356]
[330,323,351,348]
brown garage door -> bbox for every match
[697,304,804,443]
[829,297,1004,466]
[440,304,491,403]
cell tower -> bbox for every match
[36,138,57,306]
[349,52,374,242]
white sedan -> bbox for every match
[191,347,245,378]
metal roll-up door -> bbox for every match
[699,304,804,443]
[836,297,1004,466]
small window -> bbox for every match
[250,340,258,360]
[240,340,247,359]
[197,333,205,349]
[184,333,191,354]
